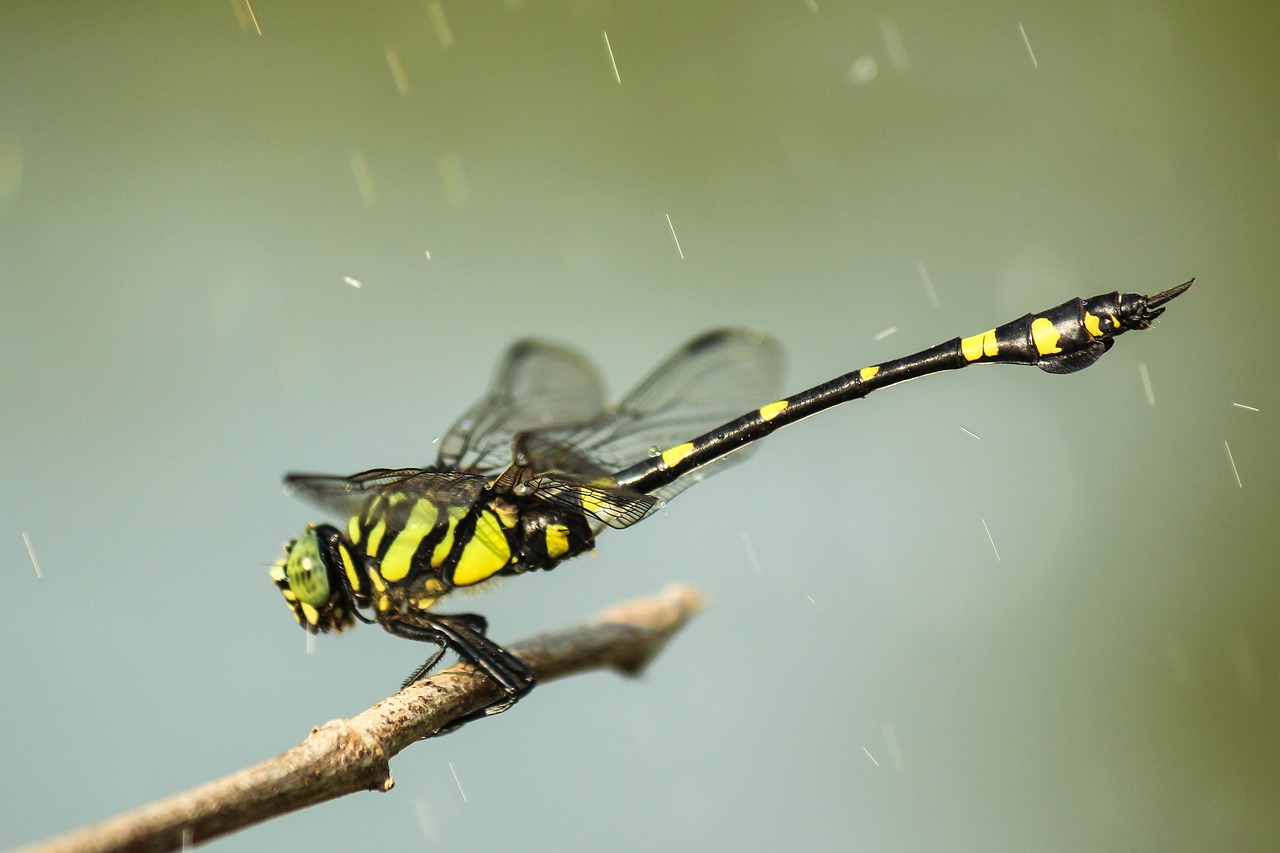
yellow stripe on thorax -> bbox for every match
[431,506,468,568]
[364,519,387,556]
[545,523,570,559]
[452,509,513,586]
[379,498,441,582]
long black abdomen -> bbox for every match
[615,281,1192,495]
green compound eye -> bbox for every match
[285,530,330,607]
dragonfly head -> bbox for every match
[270,524,357,634]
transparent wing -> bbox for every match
[525,476,661,530]
[436,340,608,474]
[290,332,780,536]
[513,433,614,482]
[544,329,784,479]
[284,467,485,519]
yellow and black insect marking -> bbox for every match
[759,400,789,421]
[273,279,1191,730]
[544,523,571,559]
[961,328,1000,362]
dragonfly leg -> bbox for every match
[384,612,536,734]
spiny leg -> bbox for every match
[384,613,536,734]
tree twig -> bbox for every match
[14,584,705,853]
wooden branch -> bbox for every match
[15,584,705,853]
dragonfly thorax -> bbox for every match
[272,484,603,640]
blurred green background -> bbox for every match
[2,2,1277,851]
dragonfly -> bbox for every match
[271,280,1192,728]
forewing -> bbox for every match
[513,433,614,482]
[436,340,608,473]
[284,467,483,519]
[526,476,661,531]
[558,329,784,475]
